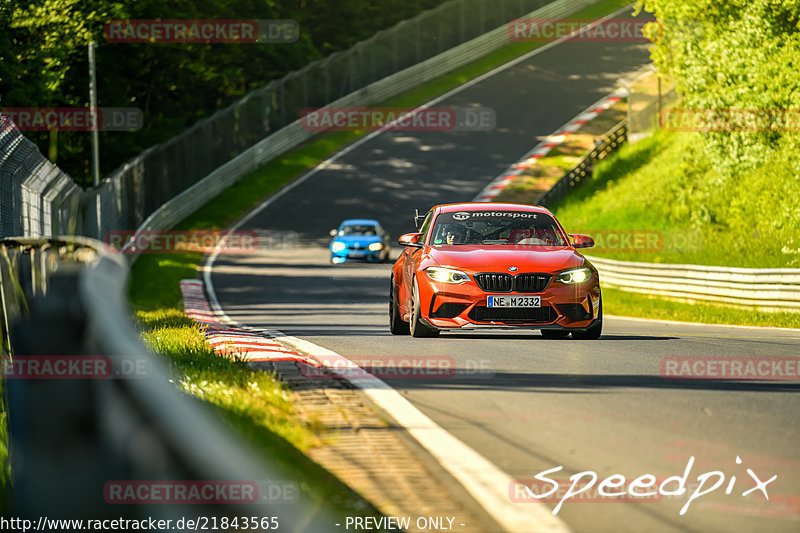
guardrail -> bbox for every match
[586,255,800,312]
[0,237,347,528]
[537,120,628,208]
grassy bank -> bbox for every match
[603,287,800,329]
[553,130,800,268]
[549,129,800,328]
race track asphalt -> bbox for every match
[209,10,800,532]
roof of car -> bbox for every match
[434,203,553,215]
[340,219,380,226]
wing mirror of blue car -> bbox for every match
[329,229,338,237]
[398,232,424,248]
[569,234,594,248]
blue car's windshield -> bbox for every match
[339,224,378,236]
[431,211,565,246]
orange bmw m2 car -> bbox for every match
[390,203,602,338]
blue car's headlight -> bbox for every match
[368,242,384,252]
[331,242,346,253]
[555,267,591,284]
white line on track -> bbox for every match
[201,5,644,532]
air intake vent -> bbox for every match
[469,306,557,323]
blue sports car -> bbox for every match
[329,219,391,263]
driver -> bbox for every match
[446,225,466,245]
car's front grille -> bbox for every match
[474,273,551,293]
[474,273,512,292]
[515,273,551,293]
[469,306,557,323]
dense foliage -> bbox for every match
[0,0,447,185]
[638,0,800,174]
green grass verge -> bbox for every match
[137,307,321,450]
[603,287,800,329]
[553,130,800,268]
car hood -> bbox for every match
[428,245,584,273]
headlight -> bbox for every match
[368,242,384,252]
[555,267,591,284]
[331,242,346,252]
[425,267,470,284]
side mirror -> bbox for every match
[569,234,594,249]
[329,229,338,237]
[398,232,423,248]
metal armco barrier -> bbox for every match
[538,120,628,208]
[586,255,800,312]
[0,237,350,530]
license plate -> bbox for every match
[348,252,365,258]
[487,295,541,308]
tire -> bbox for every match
[571,297,603,340]
[410,278,439,338]
[541,329,570,339]
[389,279,410,335]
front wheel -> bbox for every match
[410,278,439,338]
[389,279,409,335]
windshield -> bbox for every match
[339,224,378,236]
[430,211,566,246]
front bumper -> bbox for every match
[331,249,385,263]
[417,271,601,330]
